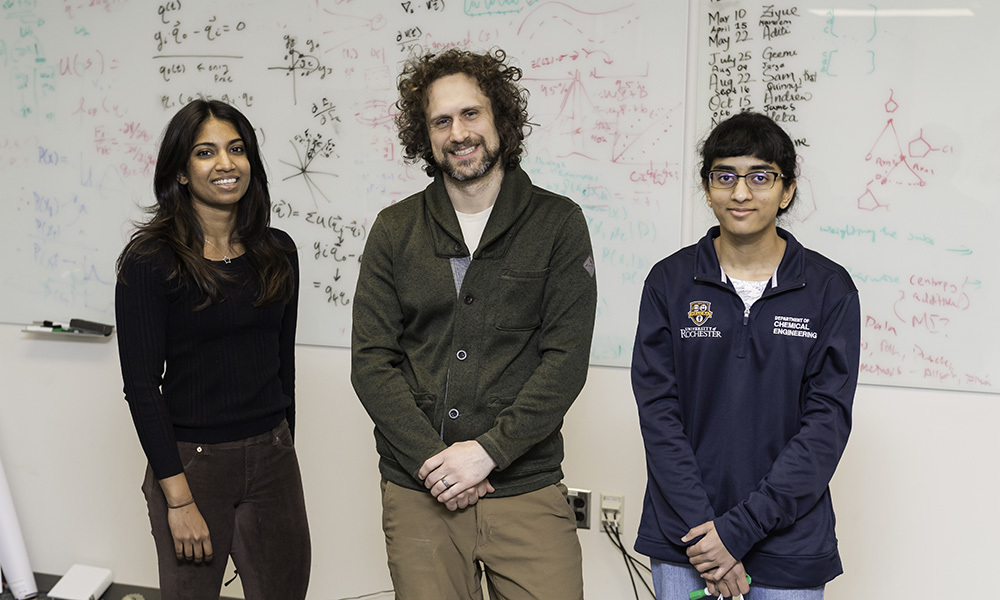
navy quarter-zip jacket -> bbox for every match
[632,226,860,588]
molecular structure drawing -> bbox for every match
[857,90,952,211]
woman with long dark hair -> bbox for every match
[116,100,309,599]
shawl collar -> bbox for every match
[425,167,534,259]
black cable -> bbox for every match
[610,523,655,597]
[610,520,640,600]
[602,511,655,599]
[603,517,653,576]
[333,590,394,600]
[611,521,652,575]
[604,520,642,600]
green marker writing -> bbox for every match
[689,574,751,600]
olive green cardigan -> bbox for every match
[351,167,597,496]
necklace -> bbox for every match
[203,238,232,264]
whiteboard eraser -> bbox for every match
[68,319,114,336]
[46,564,114,600]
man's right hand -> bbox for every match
[419,440,498,507]
[443,478,496,511]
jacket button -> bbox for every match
[448,408,460,419]
[464,294,474,305]
[456,350,467,360]
[454,244,462,252]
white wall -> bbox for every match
[1,322,996,598]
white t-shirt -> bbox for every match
[730,276,769,314]
[455,204,494,257]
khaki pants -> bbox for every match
[381,479,584,600]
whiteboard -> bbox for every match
[0,0,686,368]
[6,1,995,393]
[690,0,999,393]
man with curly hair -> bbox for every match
[351,48,597,599]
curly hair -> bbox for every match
[395,48,531,177]
[117,100,294,309]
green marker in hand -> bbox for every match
[689,574,751,599]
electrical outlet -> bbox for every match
[600,493,624,530]
[566,488,591,529]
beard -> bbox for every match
[439,137,502,182]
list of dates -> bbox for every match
[704,3,816,137]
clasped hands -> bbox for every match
[683,520,750,598]
[418,440,497,511]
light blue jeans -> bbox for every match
[651,560,824,600]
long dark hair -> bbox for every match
[395,48,531,177]
[117,99,294,308]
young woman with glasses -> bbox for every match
[631,112,861,599]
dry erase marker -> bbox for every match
[24,325,77,333]
[689,574,751,600]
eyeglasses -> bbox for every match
[707,170,786,190]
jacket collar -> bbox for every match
[693,226,807,291]
[425,167,534,259]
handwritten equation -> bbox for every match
[0,0,686,365]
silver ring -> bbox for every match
[440,477,451,488]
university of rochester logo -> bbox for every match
[681,300,722,339]
[688,301,713,326]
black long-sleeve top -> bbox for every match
[116,229,299,480]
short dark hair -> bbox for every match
[699,111,798,215]
[395,48,531,177]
